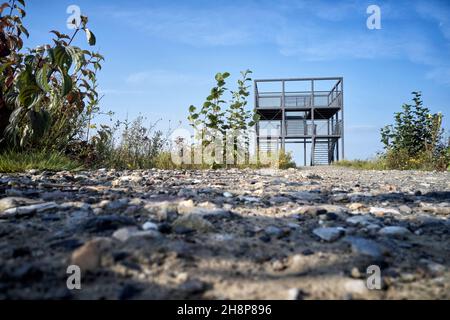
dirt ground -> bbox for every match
[0,166,449,299]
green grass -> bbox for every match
[0,151,83,173]
[334,158,387,170]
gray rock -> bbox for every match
[370,207,400,216]
[290,191,322,202]
[0,197,41,211]
[106,198,129,211]
[142,221,158,231]
[172,214,215,233]
[346,215,377,227]
[312,227,345,242]
[1,202,58,217]
[265,226,284,238]
[112,227,161,242]
[343,236,384,259]
[296,206,327,216]
[378,226,411,238]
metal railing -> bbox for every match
[257,91,342,109]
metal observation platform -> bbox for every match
[254,77,344,166]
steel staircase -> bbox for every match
[311,138,338,166]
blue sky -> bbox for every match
[23,0,450,160]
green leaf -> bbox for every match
[36,64,51,92]
[0,62,12,74]
[53,46,72,70]
[189,105,196,113]
[61,72,73,97]
[19,85,41,107]
[85,28,96,46]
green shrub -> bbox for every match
[276,150,297,169]
[0,0,104,152]
[380,92,449,171]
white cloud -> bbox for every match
[104,1,450,86]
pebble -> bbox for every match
[112,227,161,242]
[142,221,159,231]
[370,207,400,217]
[172,214,215,233]
[70,237,112,271]
[378,226,411,238]
[312,227,345,242]
[0,197,41,211]
[343,236,384,259]
[1,202,59,217]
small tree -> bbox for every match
[380,91,449,170]
[188,70,258,167]
[188,72,229,165]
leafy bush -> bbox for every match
[0,0,103,152]
[89,115,169,170]
[380,92,449,171]
[276,150,297,169]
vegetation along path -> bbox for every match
[0,167,449,299]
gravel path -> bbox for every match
[0,167,449,299]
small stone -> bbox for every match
[348,203,366,211]
[223,192,233,198]
[1,202,58,217]
[70,237,112,272]
[177,199,195,214]
[423,261,446,276]
[312,227,345,242]
[296,206,327,216]
[106,198,129,211]
[398,205,412,214]
[350,267,361,278]
[343,236,384,259]
[346,215,377,227]
[378,226,411,238]
[332,194,349,202]
[265,226,283,238]
[142,221,158,231]
[286,288,308,300]
[172,214,215,233]
[344,279,368,296]
[0,197,41,211]
[290,192,322,201]
[370,207,400,217]
[112,227,161,242]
